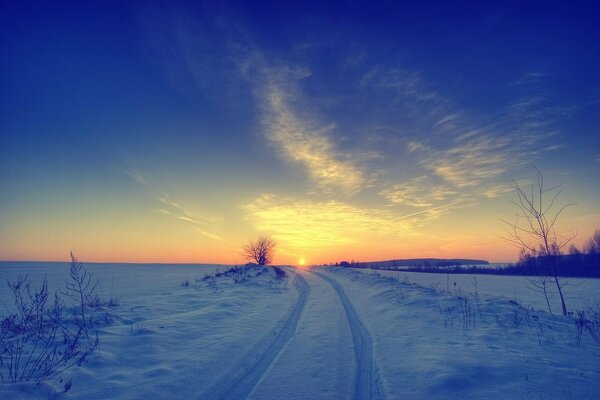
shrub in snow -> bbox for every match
[575,304,600,345]
[0,254,106,384]
[273,266,286,280]
[199,264,287,286]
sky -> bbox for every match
[1,0,599,265]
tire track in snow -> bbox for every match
[312,271,385,400]
[203,271,309,400]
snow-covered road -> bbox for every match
[205,272,310,400]
[311,270,385,400]
[247,268,385,400]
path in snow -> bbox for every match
[312,270,386,400]
[248,269,354,400]
[202,271,310,400]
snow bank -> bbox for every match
[0,264,296,399]
[350,267,600,312]
[326,267,600,400]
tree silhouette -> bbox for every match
[243,236,276,266]
[503,167,575,316]
[584,229,600,254]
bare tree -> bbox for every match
[528,274,554,314]
[503,167,576,316]
[584,229,600,254]
[61,252,99,334]
[243,236,276,266]
[519,249,553,313]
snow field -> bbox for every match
[0,264,296,399]
[357,268,600,313]
[1,262,599,399]
[327,267,600,400]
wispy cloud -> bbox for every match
[242,193,472,251]
[401,127,550,208]
[135,3,252,105]
[251,62,568,236]
[259,76,366,194]
[387,197,477,224]
[425,96,562,190]
[139,4,368,196]
[243,194,414,249]
[128,170,150,188]
[430,134,513,187]
[358,64,566,214]
[195,228,225,242]
[509,71,548,86]
[136,7,571,245]
[156,193,222,225]
[482,185,514,199]
[359,66,442,103]
[433,113,461,130]
[129,171,225,242]
[380,176,458,207]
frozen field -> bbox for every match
[351,268,600,313]
[0,262,226,304]
[1,262,599,399]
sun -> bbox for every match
[298,258,306,266]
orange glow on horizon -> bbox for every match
[2,186,598,266]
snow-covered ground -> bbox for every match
[0,262,598,399]
[351,268,600,313]
[0,262,227,303]
[330,267,600,399]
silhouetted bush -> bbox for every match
[273,266,286,280]
[575,304,600,345]
[200,264,287,284]
[243,236,276,265]
[0,254,103,384]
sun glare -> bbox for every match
[298,258,306,266]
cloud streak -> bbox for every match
[130,171,225,242]
[243,193,413,249]
[243,193,469,251]
[141,5,368,195]
[379,176,459,207]
[260,75,366,194]
[136,7,571,252]
[354,63,567,223]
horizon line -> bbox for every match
[0,257,512,266]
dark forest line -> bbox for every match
[336,254,600,278]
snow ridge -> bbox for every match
[203,271,309,400]
[312,271,386,400]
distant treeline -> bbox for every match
[335,258,489,269]
[506,253,600,278]
[336,254,600,278]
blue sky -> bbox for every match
[1,1,599,263]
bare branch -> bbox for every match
[242,236,276,266]
[503,167,574,315]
